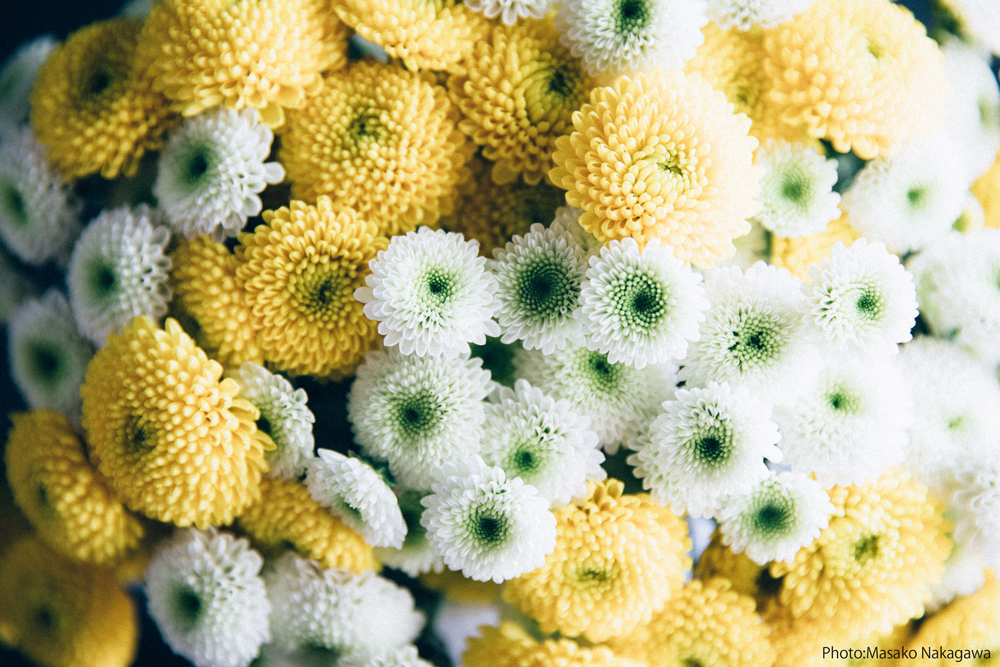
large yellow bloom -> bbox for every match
[549,68,762,267]
[769,209,862,282]
[30,18,174,179]
[135,0,347,127]
[0,537,137,667]
[5,410,144,566]
[973,151,1000,230]
[279,62,473,236]
[234,198,388,377]
[503,480,691,643]
[450,16,594,186]
[768,612,913,667]
[465,623,641,667]
[763,0,945,159]
[80,316,272,528]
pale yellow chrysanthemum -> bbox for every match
[135,0,348,127]
[234,198,388,378]
[610,578,776,667]
[973,151,1000,230]
[0,537,137,667]
[236,477,378,573]
[695,530,782,610]
[29,18,174,179]
[4,410,144,566]
[464,622,642,667]
[170,236,264,369]
[418,568,502,604]
[279,62,473,236]
[768,611,914,667]
[769,209,862,282]
[450,16,594,186]
[503,480,691,643]
[763,0,946,159]
[549,68,762,267]
[80,316,273,528]
[769,467,952,643]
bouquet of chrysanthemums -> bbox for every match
[1,0,999,665]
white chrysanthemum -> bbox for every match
[807,239,918,356]
[940,0,1000,56]
[950,457,1000,560]
[751,139,840,238]
[550,205,603,257]
[490,223,587,355]
[0,126,81,265]
[579,237,708,369]
[480,379,604,509]
[145,528,271,667]
[717,471,834,565]
[465,0,550,25]
[513,343,676,452]
[772,353,912,488]
[347,349,493,491]
[155,107,284,241]
[421,458,556,583]
[265,553,424,661]
[927,538,988,613]
[554,0,708,77]
[707,0,815,30]
[8,290,93,420]
[841,135,967,254]
[66,205,172,346]
[231,362,314,481]
[0,247,35,323]
[356,227,500,359]
[374,491,445,577]
[628,381,781,517]
[720,219,771,271]
[939,40,1000,184]
[680,262,820,406]
[0,36,56,132]
[306,449,407,549]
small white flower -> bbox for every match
[0,246,36,323]
[374,491,446,577]
[355,227,500,358]
[554,0,707,77]
[231,362,314,481]
[707,0,816,30]
[421,457,557,583]
[629,381,781,517]
[340,646,434,667]
[465,0,551,25]
[66,205,172,346]
[490,223,587,355]
[0,127,81,265]
[751,139,840,239]
[807,239,918,356]
[145,529,271,667]
[0,37,56,133]
[579,237,707,369]
[155,107,284,241]
[347,349,493,491]
[306,449,407,549]
[550,205,602,257]
[8,290,92,420]
[938,40,1000,184]
[717,471,834,565]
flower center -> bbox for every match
[853,533,879,564]
[124,414,157,454]
[854,285,882,319]
[181,144,215,189]
[295,264,349,320]
[826,385,861,414]
[506,439,547,478]
[515,255,580,319]
[906,184,928,210]
[580,350,624,393]
[83,64,115,99]
[0,181,26,224]
[610,269,668,332]
[727,311,784,371]
[614,0,650,32]
[468,507,509,547]
[419,267,456,308]
[683,659,704,667]
[173,585,203,630]
[689,426,732,468]
[394,390,442,439]
[28,341,65,387]
[32,604,57,636]
[751,497,793,537]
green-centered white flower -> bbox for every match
[752,139,840,239]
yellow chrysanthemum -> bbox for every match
[695,530,782,610]
[449,16,594,186]
[135,0,347,127]
[236,477,378,573]
[610,578,775,667]
[170,236,264,369]
[0,537,137,667]
[769,467,951,642]
[464,622,641,667]
[973,151,1000,230]
[80,316,272,528]
[4,410,144,566]
[768,612,913,667]
[503,480,691,643]
[279,62,473,236]
[419,568,503,604]
[549,68,762,267]
[769,209,862,282]
[234,198,388,377]
[763,0,945,159]
[29,18,174,179]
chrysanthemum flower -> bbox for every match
[0,36,56,132]
[80,317,272,528]
[155,108,284,241]
[8,291,92,419]
[67,205,172,347]
[30,18,174,179]
[770,467,951,641]
[503,480,691,642]
[235,198,387,377]
[145,529,271,667]
[135,0,347,127]
[450,16,593,186]
[763,0,946,159]
[938,40,1000,185]
[752,139,840,239]
[0,537,137,667]
[465,623,639,667]
[375,491,446,577]
[708,0,815,30]
[0,127,81,266]
[5,410,144,565]
[232,363,314,481]
[550,68,762,267]
[341,646,434,667]
[769,210,862,282]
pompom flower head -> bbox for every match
[938,39,1000,184]
[752,138,841,239]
